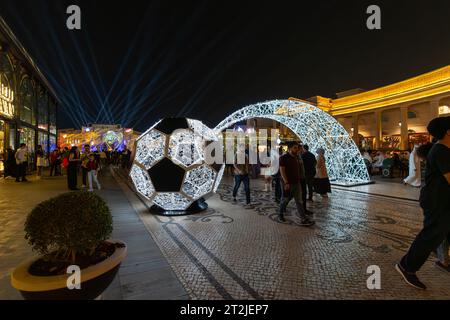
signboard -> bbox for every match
[0,82,14,118]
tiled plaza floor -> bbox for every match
[0,174,68,299]
[1,170,449,300]
[116,172,450,300]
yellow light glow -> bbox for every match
[439,105,450,115]
[310,65,450,116]
[0,82,14,117]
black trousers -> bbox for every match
[81,167,88,186]
[305,176,315,200]
[232,174,250,204]
[400,207,450,273]
[274,175,282,202]
[300,179,307,212]
[67,164,78,190]
[50,163,58,176]
[16,162,27,181]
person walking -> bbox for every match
[80,144,91,188]
[298,145,313,215]
[272,147,283,203]
[87,153,101,191]
[396,116,450,289]
[314,148,331,197]
[67,146,81,190]
[261,149,273,192]
[3,147,16,179]
[415,142,450,273]
[232,147,252,208]
[403,144,422,187]
[278,142,314,226]
[15,143,28,182]
[301,144,317,201]
[35,145,44,179]
[61,147,70,176]
[49,149,59,176]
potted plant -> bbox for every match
[11,191,127,300]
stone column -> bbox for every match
[272,120,277,129]
[400,106,409,150]
[430,99,440,120]
[375,111,382,149]
[352,114,359,147]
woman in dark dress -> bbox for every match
[4,147,16,178]
[314,148,331,197]
[67,146,81,190]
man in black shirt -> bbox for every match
[278,142,314,226]
[396,116,450,290]
[301,144,317,201]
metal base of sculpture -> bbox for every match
[149,198,208,216]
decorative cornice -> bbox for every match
[329,65,450,115]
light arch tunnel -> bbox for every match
[130,99,371,213]
[214,99,371,185]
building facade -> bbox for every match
[304,65,450,151]
[58,124,140,152]
[0,17,59,172]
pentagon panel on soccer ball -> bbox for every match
[154,118,189,135]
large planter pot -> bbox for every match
[11,240,127,300]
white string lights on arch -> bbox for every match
[130,100,370,214]
[214,99,370,184]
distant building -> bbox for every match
[298,65,450,151]
[0,16,59,172]
[58,124,140,152]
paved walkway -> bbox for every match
[334,176,420,201]
[1,170,449,299]
[116,173,450,300]
[0,174,68,299]
[0,170,187,300]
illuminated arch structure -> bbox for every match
[215,99,370,185]
[130,100,370,215]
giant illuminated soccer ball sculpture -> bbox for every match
[130,118,224,215]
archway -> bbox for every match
[214,99,370,185]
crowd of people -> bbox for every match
[231,143,331,227]
[2,144,133,192]
[362,147,424,187]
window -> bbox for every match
[49,100,56,135]
[19,78,35,125]
[0,53,15,118]
[37,88,48,131]
[38,131,49,155]
[50,135,56,152]
[407,111,417,119]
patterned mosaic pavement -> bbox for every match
[117,173,450,300]
[0,175,68,299]
[1,170,449,300]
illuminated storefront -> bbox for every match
[0,16,59,172]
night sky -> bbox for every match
[1,0,450,131]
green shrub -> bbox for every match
[25,191,113,263]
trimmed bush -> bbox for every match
[25,191,113,263]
